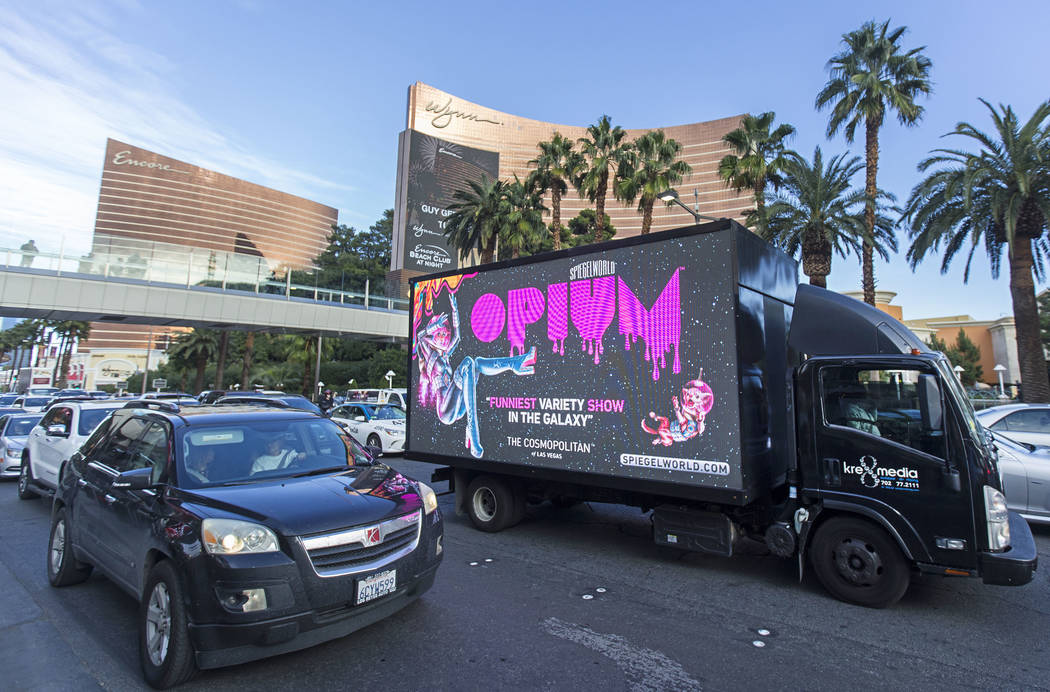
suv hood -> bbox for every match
[173,465,423,537]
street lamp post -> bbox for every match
[657,189,722,225]
[385,370,395,389]
[994,364,1008,399]
[953,365,964,381]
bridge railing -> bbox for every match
[0,245,409,312]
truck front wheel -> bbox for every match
[810,517,910,608]
[466,475,524,532]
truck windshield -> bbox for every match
[935,359,981,440]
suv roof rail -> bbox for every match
[122,400,180,413]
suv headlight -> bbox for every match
[418,482,438,515]
[6,447,20,458]
[983,485,1010,551]
[202,518,280,555]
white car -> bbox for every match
[13,395,52,413]
[18,400,126,499]
[976,404,1050,447]
[329,403,406,454]
[377,388,409,409]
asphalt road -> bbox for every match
[2,458,1049,691]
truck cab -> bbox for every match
[789,285,1035,606]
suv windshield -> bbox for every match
[23,397,50,407]
[6,417,40,436]
[0,395,18,406]
[179,418,371,488]
[369,405,406,421]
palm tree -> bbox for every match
[717,112,796,232]
[240,332,255,390]
[903,99,1050,402]
[168,328,218,394]
[55,321,89,387]
[445,176,507,265]
[528,133,580,250]
[500,176,548,259]
[214,331,230,389]
[816,19,932,305]
[576,115,631,243]
[763,147,897,288]
[618,130,692,234]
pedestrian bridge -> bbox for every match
[0,247,409,341]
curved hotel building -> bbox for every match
[80,138,337,386]
[390,82,753,290]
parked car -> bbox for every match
[0,413,42,479]
[976,404,1050,447]
[990,431,1050,524]
[197,389,227,405]
[13,395,53,413]
[377,389,408,409]
[345,388,381,403]
[48,403,442,688]
[143,391,195,400]
[214,394,322,415]
[329,403,406,454]
[18,400,127,499]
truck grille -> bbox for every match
[300,510,421,577]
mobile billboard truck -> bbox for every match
[406,221,1036,607]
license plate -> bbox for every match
[355,569,396,605]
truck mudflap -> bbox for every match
[980,511,1037,586]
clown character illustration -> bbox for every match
[642,371,715,446]
[416,292,536,458]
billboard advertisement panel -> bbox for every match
[409,231,748,492]
[399,130,499,273]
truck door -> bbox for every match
[814,363,976,569]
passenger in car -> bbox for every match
[251,434,306,474]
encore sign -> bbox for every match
[111,150,189,174]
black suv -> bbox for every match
[48,402,443,688]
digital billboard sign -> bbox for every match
[409,230,752,492]
[399,130,499,273]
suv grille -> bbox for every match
[300,510,421,577]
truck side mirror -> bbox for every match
[918,374,943,431]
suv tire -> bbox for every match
[47,506,92,586]
[140,560,197,689]
[17,453,38,500]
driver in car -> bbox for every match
[185,446,216,485]
[251,434,306,474]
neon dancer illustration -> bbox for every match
[417,293,536,458]
[642,371,715,446]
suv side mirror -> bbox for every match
[47,424,69,437]
[112,466,153,491]
[918,374,943,431]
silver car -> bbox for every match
[976,404,1050,447]
[991,431,1050,524]
[0,413,42,478]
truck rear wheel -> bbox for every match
[810,517,910,608]
[466,475,524,532]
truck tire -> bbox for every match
[810,517,910,608]
[466,475,525,532]
[140,560,197,689]
[17,453,39,500]
[47,506,92,586]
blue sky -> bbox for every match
[1,0,1048,321]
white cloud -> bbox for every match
[0,4,356,255]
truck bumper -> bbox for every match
[980,511,1037,586]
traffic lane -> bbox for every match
[389,459,1050,688]
[2,474,1049,690]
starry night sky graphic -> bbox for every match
[410,232,757,492]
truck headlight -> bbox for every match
[419,482,438,515]
[983,485,1010,551]
[202,518,280,555]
